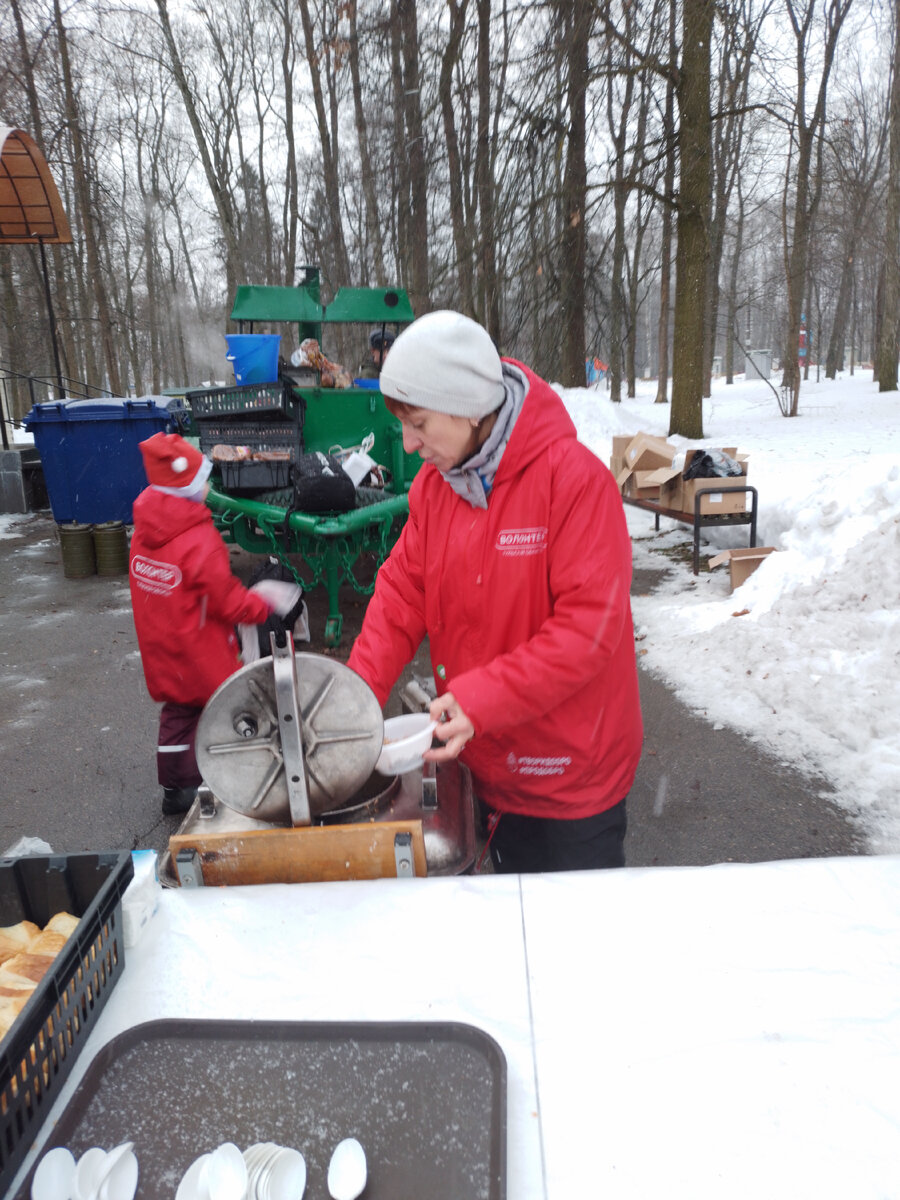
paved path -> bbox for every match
[0,514,863,865]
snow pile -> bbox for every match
[558,370,900,852]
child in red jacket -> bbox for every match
[130,433,273,815]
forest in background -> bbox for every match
[2,0,899,438]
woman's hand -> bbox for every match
[424,691,475,762]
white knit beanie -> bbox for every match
[378,310,505,418]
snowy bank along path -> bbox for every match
[557,369,900,855]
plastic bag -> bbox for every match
[2,836,53,857]
[292,451,356,513]
[683,449,744,480]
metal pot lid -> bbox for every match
[196,651,384,822]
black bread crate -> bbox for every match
[197,420,301,458]
[199,421,300,496]
[0,851,133,1197]
[186,381,301,421]
[218,457,294,495]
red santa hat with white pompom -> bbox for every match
[139,432,213,495]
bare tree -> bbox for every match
[53,0,122,393]
[347,0,387,287]
[396,0,430,314]
[876,0,900,391]
[654,0,677,404]
[153,0,243,307]
[779,0,853,416]
[669,0,713,438]
[438,0,476,314]
[554,0,593,387]
[822,71,887,377]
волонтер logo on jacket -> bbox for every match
[496,527,548,557]
[506,752,572,777]
[131,555,182,595]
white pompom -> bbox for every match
[172,456,188,473]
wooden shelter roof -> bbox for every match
[0,127,72,244]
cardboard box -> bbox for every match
[609,435,633,484]
[668,448,750,515]
[708,546,777,591]
[614,433,750,512]
[615,432,684,499]
[622,432,680,471]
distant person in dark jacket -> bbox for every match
[359,327,396,379]
[129,433,272,816]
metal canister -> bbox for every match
[58,523,96,578]
[92,521,129,576]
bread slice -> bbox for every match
[44,912,80,939]
[0,995,31,1041]
[0,969,35,999]
[28,929,68,958]
[0,921,40,964]
[1,953,55,987]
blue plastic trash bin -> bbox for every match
[23,398,174,524]
[224,334,282,385]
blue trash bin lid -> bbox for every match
[24,398,172,426]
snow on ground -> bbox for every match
[557,368,900,854]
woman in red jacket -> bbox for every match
[347,311,643,872]
[130,433,272,815]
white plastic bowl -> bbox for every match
[375,714,437,775]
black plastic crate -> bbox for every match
[197,420,301,458]
[0,852,133,1197]
[186,381,301,421]
[219,457,293,495]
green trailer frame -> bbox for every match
[208,484,410,646]
[197,272,418,645]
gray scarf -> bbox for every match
[440,363,528,508]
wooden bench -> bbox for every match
[623,483,759,575]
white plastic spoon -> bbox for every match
[72,1149,107,1200]
[31,1146,76,1200]
[327,1138,367,1200]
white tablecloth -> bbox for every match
[11,855,900,1198]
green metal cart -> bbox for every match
[188,270,418,645]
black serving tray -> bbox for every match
[13,1018,506,1200]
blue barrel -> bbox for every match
[23,398,173,524]
[224,334,281,384]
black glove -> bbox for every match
[281,591,306,632]
[258,610,288,655]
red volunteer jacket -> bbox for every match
[348,361,643,820]
[129,488,271,708]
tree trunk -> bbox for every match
[825,244,857,377]
[154,0,242,307]
[53,0,122,394]
[724,181,745,384]
[670,0,712,440]
[780,0,852,415]
[655,0,678,405]
[348,0,387,287]
[296,0,351,288]
[558,0,592,388]
[398,0,430,315]
[390,2,410,298]
[273,0,299,284]
[876,0,900,391]
[438,0,475,314]
[475,0,500,341]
